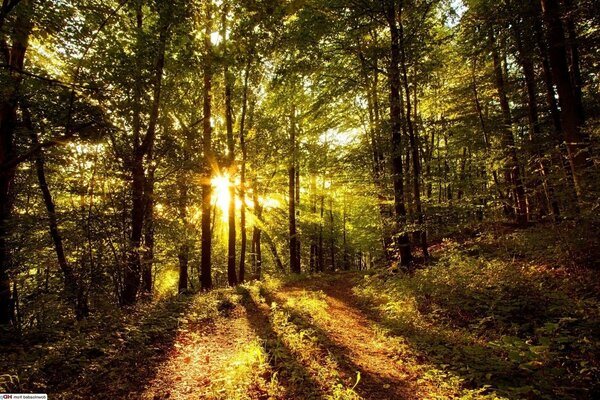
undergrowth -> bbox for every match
[355,225,600,399]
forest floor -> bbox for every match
[2,222,600,399]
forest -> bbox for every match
[0,0,599,398]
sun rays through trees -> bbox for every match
[0,0,599,397]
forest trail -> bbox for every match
[136,273,434,400]
[273,275,426,400]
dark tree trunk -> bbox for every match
[200,5,214,291]
[329,197,335,271]
[222,6,237,288]
[514,24,560,219]
[318,191,324,272]
[177,131,190,293]
[264,232,285,273]
[141,164,154,294]
[534,21,563,138]
[238,54,252,283]
[309,174,318,272]
[359,49,394,259]
[399,12,428,259]
[251,181,262,279]
[385,0,412,266]
[25,105,88,320]
[123,11,168,305]
[0,0,31,324]
[225,79,236,287]
[541,0,592,202]
[491,33,528,224]
[562,0,584,125]
[288,105,301,274]
[122,3,144,306]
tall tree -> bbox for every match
[122,3,170,305]
[540,0,592,203]
[288,104,301,273]
[200,3,214,291]
[0,0,32,324]
[385,0,412,266]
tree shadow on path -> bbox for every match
[240,287,326,400]
[264,284,419,400]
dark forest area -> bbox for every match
[1,0,599,398]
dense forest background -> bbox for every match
[1,0,599,398]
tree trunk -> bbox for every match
[264,232,285,273]
[141,164,154,294]
[238,55,252,283]
[178,171,189,292]
[399,12,428,259]
[0,0,31,325]
[200,4,214,290]
[491,33,528,224]
[123,10,168,304]
[329,196,335,271]
[251,181,262,279]
[25,105,88,320]
[514,24,560,219]
[562,0,584,125]
[359,49,394,259]
[541,0,592,202]
[385,0,412,266]
[288,105,301,274]
[222,5,237,288]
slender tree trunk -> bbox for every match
[329,196,335,271]
[178,170,189,292]
[359,49,393,259]
[122,3,144,306]
[222,5,237,287]
[342,195,349,270]
[385,0,412,266]
[562,0,584,125]
[398,13,428,258]
[309,174,318,272]
[224,75,236,287]
[141,164,154,294]
[251,181,262,279]
[264,232,284,272]
[491,33,528,224]
[318,190,324,272]
[534,21,563,137]
[288,105,301,273]
[25,106,88,320]
[238,57,251,283]
[200,5,214,290]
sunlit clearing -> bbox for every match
[212,174,232,218]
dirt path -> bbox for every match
[118,274,433,399]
